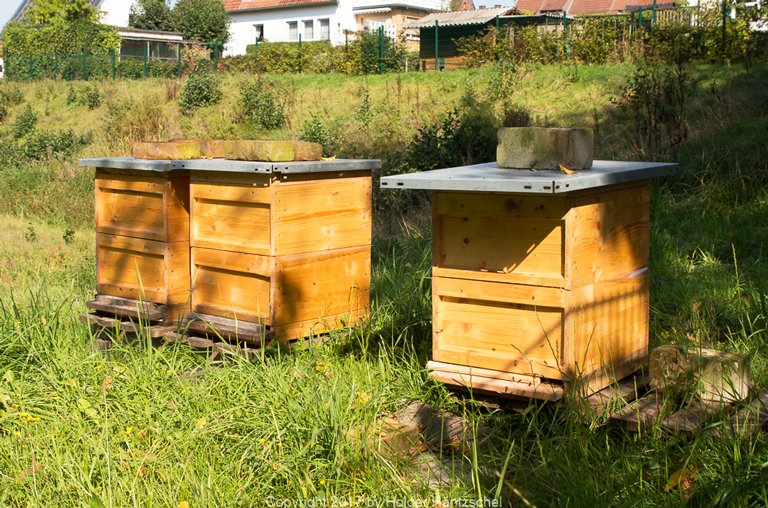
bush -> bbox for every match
[179,71,222,115]
[23,129,83,160]
[236,79,285,130]
[300,117,340,157]
[66,85,102,109]
[12,104,38,139]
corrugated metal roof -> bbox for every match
[404,7,520,28]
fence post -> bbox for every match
[299,34,302,49]
[111,48,116,80]
[144,45,148,78]
[435,20,439,71]
[178,43,182,78]
[652,0,657,31]
[638,6,643,33]
[379,26,384,75]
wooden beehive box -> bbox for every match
[381,161,678,396]
[172,158,380,342]
[79,158,191,323]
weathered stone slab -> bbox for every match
[497,127,593,170]
[347,417,420,458]
[133,141,201,160]
[224,140,295,162]
[292,141,322,161]
[169,139,225,158]
[649,345,750,402]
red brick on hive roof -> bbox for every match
[226,0,336,11]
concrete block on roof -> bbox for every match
[497,127,593,170]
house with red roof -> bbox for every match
[225,0,454,56]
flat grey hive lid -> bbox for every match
[79,157,175,172]
[380,160,678,194]
[80,157,382,174]
[170,158,381,174]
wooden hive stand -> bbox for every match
[79,157,192,345]
[174,158,380,346]
[382,160,678,397]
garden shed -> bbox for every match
[405,7,574,70]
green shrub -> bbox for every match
[12,104,38,139]
[66,85,102,109]
[236,79,285,130]
[179,71,222,115]
[23,129,83,160]
[300,117,340,157]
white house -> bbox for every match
[224,0,450,56]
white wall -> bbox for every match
[97,0,132,27]
[226,3,358,56]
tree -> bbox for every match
[129,0,174,32]
[24,0,99,26]
[172,0,230,44]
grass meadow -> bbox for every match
[0,61,768,506]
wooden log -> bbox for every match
[661,400,730,434]
[609,392,669,432]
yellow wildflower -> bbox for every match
[179,502,190,508]
[319,479,326,485]
[196,418,206,430]
[26,417,39,423]
[125,426,133,436]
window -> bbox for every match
[319,19,330,40]
[254,24,264,41]
[288,21,298,41]
[304,20,313,40]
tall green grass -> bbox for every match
[1,62,768,505]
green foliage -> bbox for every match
[354,86,374,127]
[179,71,222,115]
[62,226,75,244]
[22,129,83,160]
[66,86,102,109]
[236,78,286,130]
[24,223,37,242]
[22,0,99,26]
[2,20,121,62]
[239,32,408,75]
[12,104,38,139]
[129,0,174,32]
[172,0,231,44]
[618,63,689,160]
[300,117,340,157]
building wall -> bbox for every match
[226,0,448,56]
[226,3,358,56]
[97,0,132,27]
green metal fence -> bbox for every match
[3,41,221,81]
